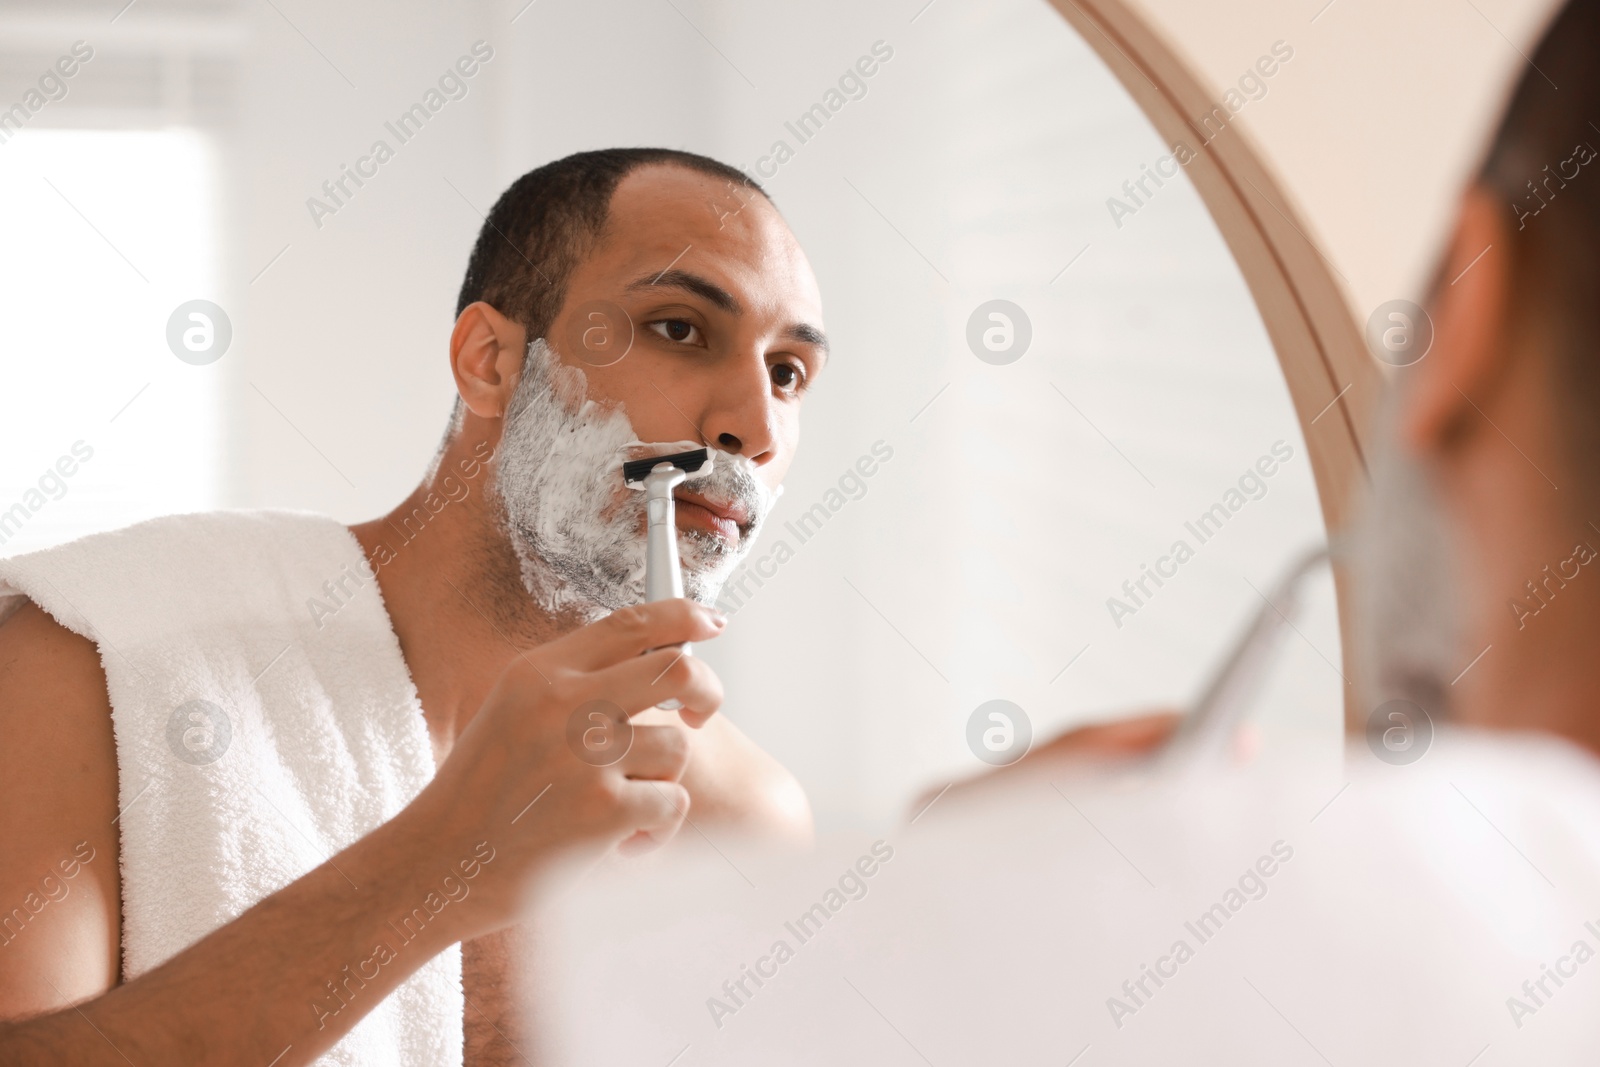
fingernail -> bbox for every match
[708,608,728,627]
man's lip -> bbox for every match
[675,490,748,528]
[675,500,738,542]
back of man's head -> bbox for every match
[1477,0,1600,496]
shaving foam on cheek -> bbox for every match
[494,339,648,619]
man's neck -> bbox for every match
[346,451,583,762]
[1452,455,1600,754]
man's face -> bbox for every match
[489,165,826,618]
[545,165,827,539]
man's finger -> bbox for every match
[614,780,690,855]
[585,645,724,721]
[617,724,691,782]
[542,599,725,673]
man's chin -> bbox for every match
[525,559,735,619]
[683,556,744,607]
[507,521,747,619]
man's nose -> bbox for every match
[699,354,778,464]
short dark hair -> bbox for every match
[454,148,767,336]
[1477,0,1600,500]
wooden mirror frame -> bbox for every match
[1047,0,1384,728]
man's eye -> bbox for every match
[771,362,803,392]
[647,319,702,345]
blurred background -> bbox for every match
[0,0,1554,832]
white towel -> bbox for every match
[0,509,463,1066]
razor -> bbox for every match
[621,447,712,709]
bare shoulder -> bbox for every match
[0,600,123,1017]
[695,714,813,841]
[636,708,813,843]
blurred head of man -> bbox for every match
[1358,0,1600,752]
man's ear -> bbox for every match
[1400,185,1514,457]
[451,301,528,419]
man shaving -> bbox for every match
[0,148,822,1064]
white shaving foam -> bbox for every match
[492,338,776,621]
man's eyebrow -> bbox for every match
[786,322,829,354]
[625,267,827,354]
[625,269,739,314]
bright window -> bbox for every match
[0,128,223,556]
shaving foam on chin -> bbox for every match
[491,338,778,619]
